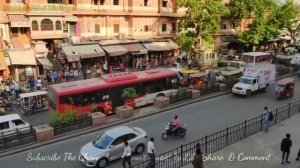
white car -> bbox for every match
[80,126,148,168]
[0,114,30,136]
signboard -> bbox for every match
[11,22,30,28]
[25,67,33,77]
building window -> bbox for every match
[31,20,38,31]
[41,19,54,31]
[162,24,167,32]
[47,0,62,3]
[144,0,148,6]
[144,25,149,32]
[95,24,100,33]
[93,0,98,5]
[56,21,62,30]
[0,28,3,37]
[113,0,119,5]
[48,0,63,3]
[114,24,119,33]
[63,23,68,33]
[100,0,105,5]
[162,0,168,7]
[68,0,74,4]
[11,28,18,38]
[20,28,26,34]
[172,22,176,33]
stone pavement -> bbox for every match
[183,113,300,168]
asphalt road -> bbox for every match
[1,76,300,168]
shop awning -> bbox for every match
[7,49,37,65]
[63,15,78,22]
[121,43,148,55]
[142,41,179,51]
[101,45,128,57]
[62,44,105,62]
[37,57,53,69]
[8,14,30,27]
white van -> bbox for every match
[0,114,30,136]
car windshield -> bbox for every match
[240,78,252,84]
[93,134,113,149]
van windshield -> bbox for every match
[240,78,252,84]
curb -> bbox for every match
[0,73,295,158]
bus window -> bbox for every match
[171,78,179,89]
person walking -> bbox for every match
[192,143,203,168]
[263,106,270,132]
[147,137,155,168]
[122,141,132,168]
[296,148,300,161]
[281,133,292,164]
[36,77,42,91]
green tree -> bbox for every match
[176,0,229,54]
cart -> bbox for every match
[19,91,48,115]
[275,78,295,100]
[179,69,200,86]
[189,72,207,89]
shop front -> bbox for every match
[7,49,37,82]
[101,45,128,73]
[142,41,179,68]
[33,41,52,77]
[121,43,148,70]
[62,44,106,78]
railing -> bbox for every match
[0,126,36,150]
[169,89,192,104]
[131,100,300,168]
[53,115,92,136]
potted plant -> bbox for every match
[122,87,138,108]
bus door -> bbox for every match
[108,87,124,110]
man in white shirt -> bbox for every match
[122,141,132,168]
[147,137,155,168]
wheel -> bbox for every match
[135,144,145,154]
[156,93,165,97]
[245,91,251,98]
[180,131,186,137]
[92,107,104,113]
[97,158,108,168]
[161,133,168,140]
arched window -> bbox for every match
[41,19,53,31]
[32,20,39,31]
[55,21,62,30]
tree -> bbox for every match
[176,0,229,54]
[229,0,299,48]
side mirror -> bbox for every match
[109,145,114,148]
[96,135,100,139]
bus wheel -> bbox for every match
[156,93,165,97]
[92,107,104,113]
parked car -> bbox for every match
[79,126,147,168]
[0,114,31,136]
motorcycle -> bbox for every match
[161,121,187,140]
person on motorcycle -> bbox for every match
[172,115,182,133]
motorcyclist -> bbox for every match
[171,115,182,133]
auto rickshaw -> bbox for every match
[189,72,207,89]
[275,78,295,100]
[19,91,48,115]
[178,69,200,86]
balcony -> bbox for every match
[29,4,75,13]
[4,4,27,12]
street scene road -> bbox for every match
[0,76,300,168]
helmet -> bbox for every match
[174,115,178,119]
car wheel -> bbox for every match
[97,158,108,168]
[161,133,168,140]
[156,93,165,97]
[245,91,251,98]
[135,144,145,154]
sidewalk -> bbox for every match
[183,113,300,168]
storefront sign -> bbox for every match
[29,4,75,12]
[11,22,30,28]
[25,67,33,77]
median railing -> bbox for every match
[131,100,300,168]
